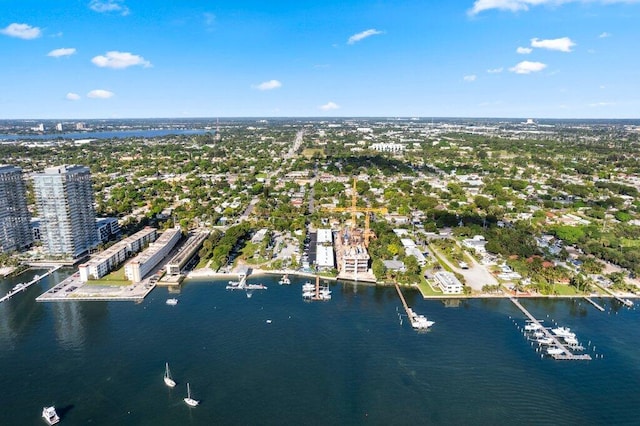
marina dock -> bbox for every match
[510,297,591,361]
[0,265,62,303]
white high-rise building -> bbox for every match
[33,165,98,258]
[0,165,32,253]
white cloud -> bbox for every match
[509,61,547,74]
[469,0,640,16]
[87,89,114,99]
[516,46,532,54]
[347,29,384,45]
[588,101,615,107]
[0,23,41,39]
[47,48,77,58]
[531,37,575,52]
[464,74,477,82]
[89,0,130,16]
[599,32,611,38]
[487,67,504,73]
[319,101,340,111]
[92,51,151,69]
[66,92,81,101]
[253,80,282,91]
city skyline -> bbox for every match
[1,0,639,119]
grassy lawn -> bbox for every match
[553,284,582,296]
[87,267,131,286]
[416,280,444,297]
[621,238,640,248]
[428,246,454,273]
[301,148,324,158]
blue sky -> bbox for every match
[1,0,639,119]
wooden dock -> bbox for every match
[394,282,411,317]
[0,265,61,303]
[584,297,605,312]
[394,282,435,330]
[510,297,591,361]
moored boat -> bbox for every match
[279,274,291,285]
[164,362,176,388]
[184,383,199,407]
[546,347,564,355]
[42,406,60,425]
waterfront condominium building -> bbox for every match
[0,165,33,253]
[33,165,98,258]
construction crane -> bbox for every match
[324,178,387,247]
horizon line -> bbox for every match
[1,116,639,121]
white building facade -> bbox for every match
[78,227,157,281]
[33,165,98,258]
[434,271,464,294]
[125,227,181,282]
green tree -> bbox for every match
[372,259,387,280]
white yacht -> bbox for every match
[279,274,291,285]
[226,280,245,290]
[411,314,435,330]
[536,337,554,345]
[317,287,332,300]
[551,327,576,339]
[184,383,199,407]
[302,290,314,299]
[42,406,60,425]
[524,322,543,331]
[164,362,176,388]
[546,347,564,356]
[246,283,267,290]
[563,335,579,345]
[166,298,178,306]
[302,282,314,292]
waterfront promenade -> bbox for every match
[36,271,155,302]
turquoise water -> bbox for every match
[1,270,639,425]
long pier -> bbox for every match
[510,297,591,361]
[394,282,411,317]
[394,282,434,330]
[0,265,62,303]
[594,283,634,307]
[584,297,605,312]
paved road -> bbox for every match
[285,130,304,159]
[429,244,497,291]
[239,196,259,222]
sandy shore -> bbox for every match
[186,266,338,282]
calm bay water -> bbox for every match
[1,270,639,425]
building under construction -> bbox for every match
[327,179,385,282]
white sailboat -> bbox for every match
[184,382,199,407]
[164,363,176,388]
